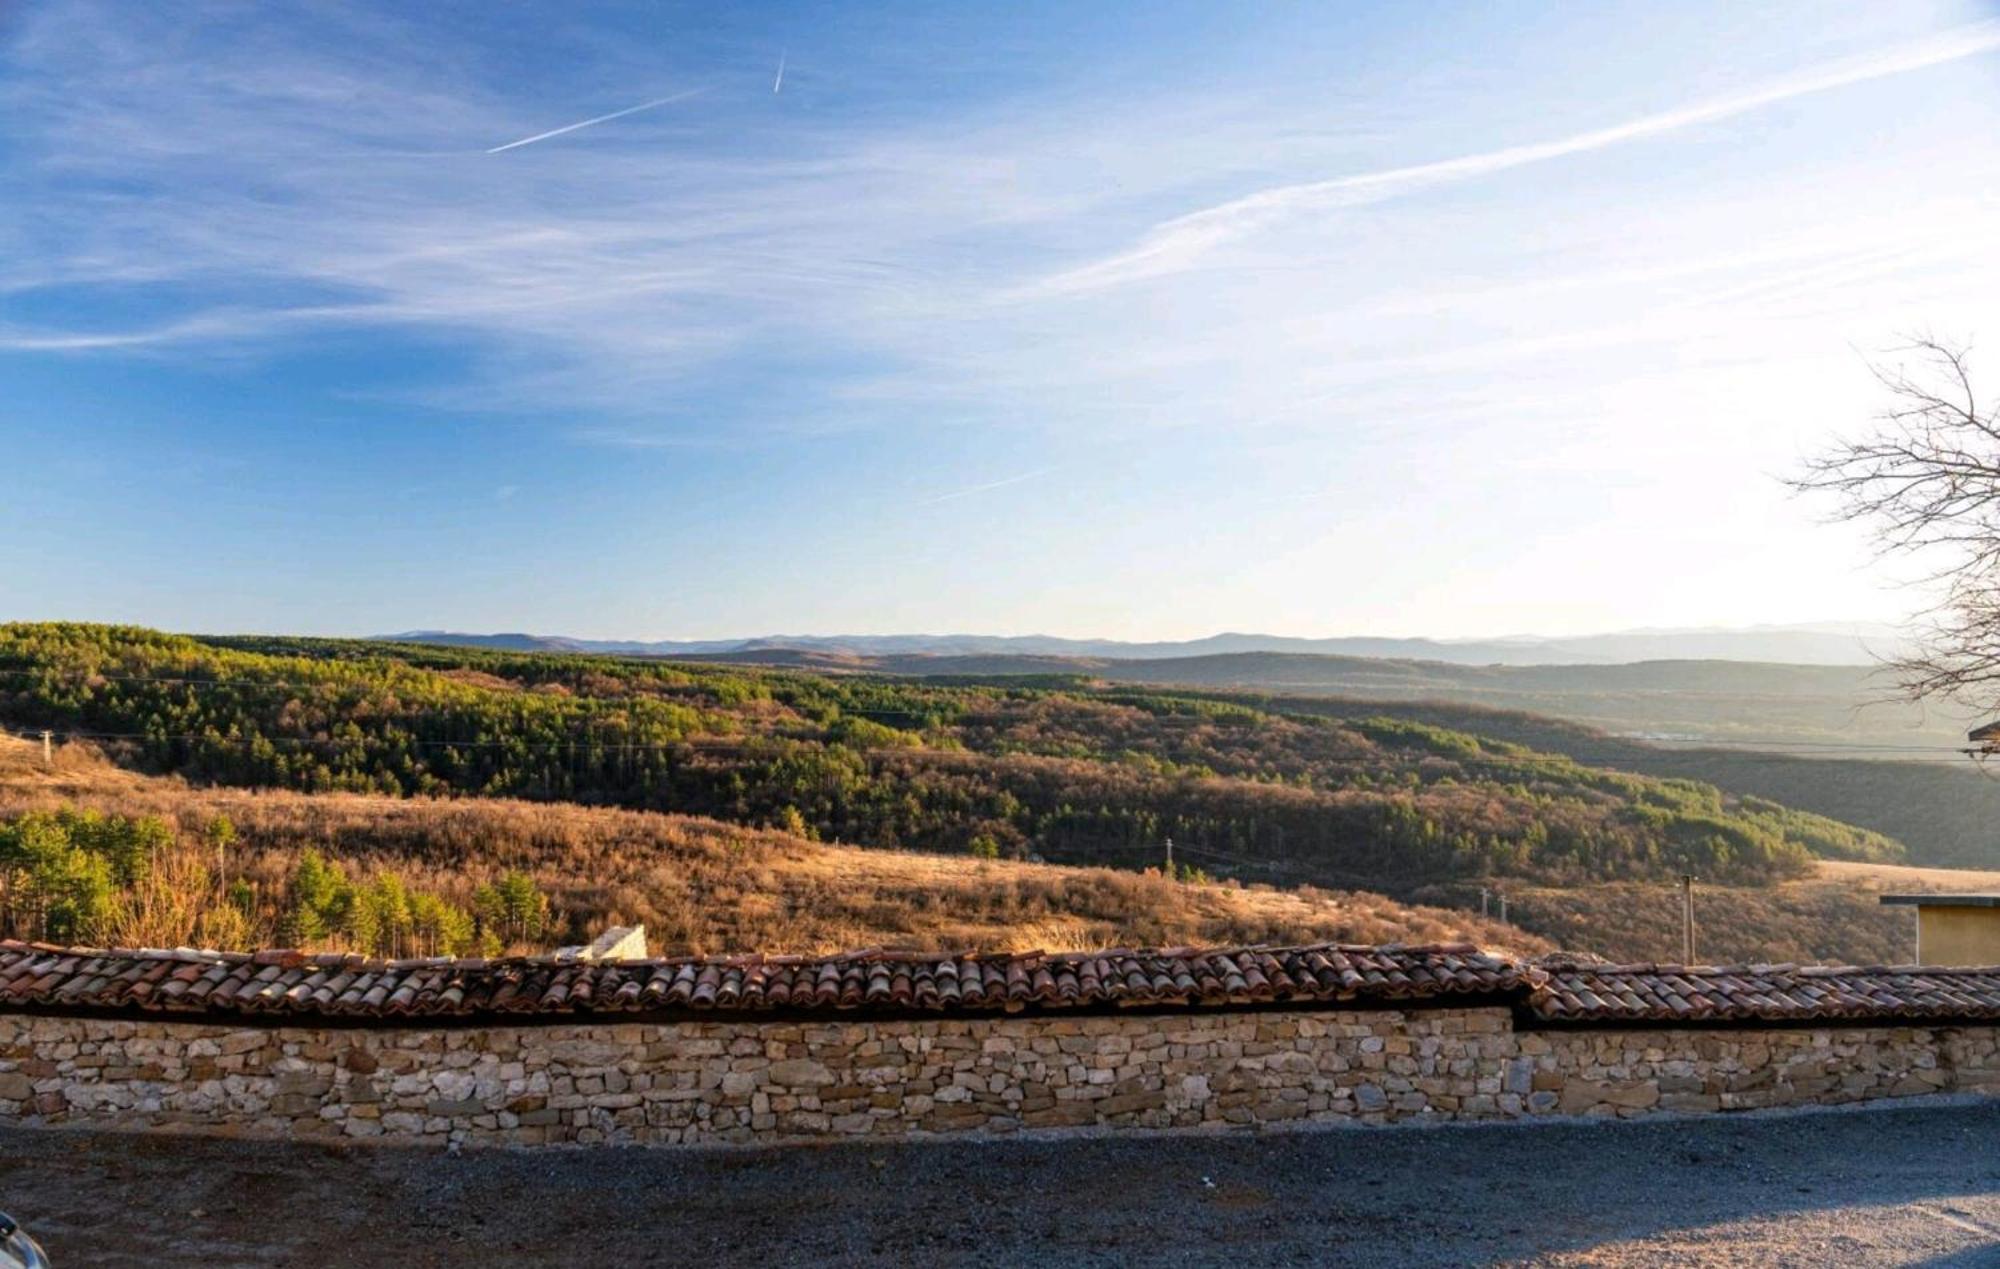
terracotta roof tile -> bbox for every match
[9,939,2000,1026]
[1528,958,2000,1024]
[0,939,1524,1022]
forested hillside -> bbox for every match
[0,733,1542,959]
[1202,695,2000,868]
[664,647,1972,751]
[0,625,1902,898]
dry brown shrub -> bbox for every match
[1506,877,1916,966]
[0,734,1545,956]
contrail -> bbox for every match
[918,467,1056,506]
[1029,20,2000,295]
[487,88,703,154]
[774,51,786,94]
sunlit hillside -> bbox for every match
[0,625,1906,899]
[0,733,1548,958]
[0,624,1966,968]
[1497,866,1915,968]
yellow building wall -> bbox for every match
[1916,907,2000,966]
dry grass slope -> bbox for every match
[0,736,1546,957]
[1497,859,1994,967]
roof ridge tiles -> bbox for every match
[4,938,1996,1025]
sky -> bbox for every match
[3,1,2000,642]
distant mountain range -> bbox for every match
[378,623,1910,667]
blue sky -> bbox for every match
[4,1,2000,640]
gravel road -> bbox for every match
[2,1100,1998,1266]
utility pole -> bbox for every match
[1680,874,1698,965]
[1498,893,1508,924]
[39,730,52,769]
[1164,836,1175,880]
[1480,886,1491,918]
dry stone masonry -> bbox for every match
[1,1008,1997,1148]
[2,939,1999,1148]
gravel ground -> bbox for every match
[2,1101,1999,1266]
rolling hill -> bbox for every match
[1217,695,2000,870]
[0,625,1906,902]
[1,696,1965,969]
[570,646,2000,868]
[16,622,1987,968]
[639,647,1976,755]
[0,731,1546,958]
[380,621,1907,667]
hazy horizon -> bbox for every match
[2,615,1907,648]
[371,617,1906,644]
[6,2,1999,639]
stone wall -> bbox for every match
[1,1007,1996,1148]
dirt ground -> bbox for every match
[2,1100,1998,1267]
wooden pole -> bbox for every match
[1681,874,1697,965]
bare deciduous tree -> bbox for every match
[1792,338,2000,711]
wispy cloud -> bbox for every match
[3,0,1998,464]
[8,1,2000,642]
[1028,21,2000,297]
[486,88,703,154]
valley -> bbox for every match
[622,646,2000,868]
[662,646,1979,754]
[0,622,1984,966]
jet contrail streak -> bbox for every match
[487,88,703,154]
[918,467,1056,506]
[774,51,786,93]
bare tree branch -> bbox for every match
[1791,337,2000,717]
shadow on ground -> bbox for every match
[2,1100,1998,1266]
